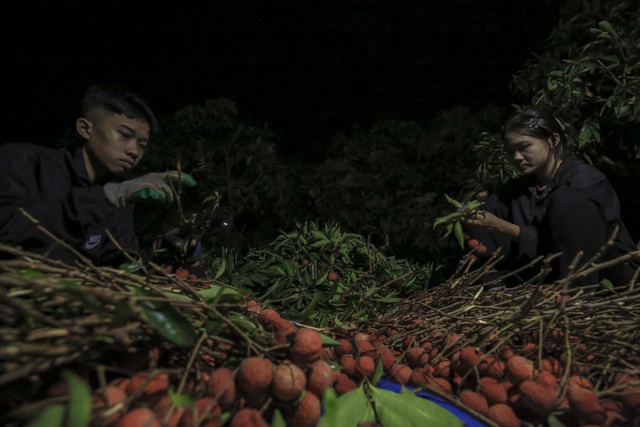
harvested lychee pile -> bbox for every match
[1,246,639,427]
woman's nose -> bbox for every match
[513,151,524,161]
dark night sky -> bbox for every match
[2,0,561,153]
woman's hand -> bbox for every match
[462,210,520,241]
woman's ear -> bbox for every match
[550,133,561,148]
[76,117,92,140]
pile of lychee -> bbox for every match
[328,327,640,427]
[41,299,640,427]
[79,302,341,427]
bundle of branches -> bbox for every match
[0,243,272,389]
[332,246,640,426]
[1,237,639,426]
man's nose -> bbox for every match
[513,151,524,161]
[125,143,140,160]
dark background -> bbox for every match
[2,0,561,155]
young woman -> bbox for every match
[463,107,638,286]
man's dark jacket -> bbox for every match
[0,142,139,265]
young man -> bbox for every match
[0,86,199,266]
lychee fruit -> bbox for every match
[290,328,323,365]
[271,361,307,402]
[307,360,335,398]
[236,357,274,396]
[115,407,161,427]
[206,367,236,411]
[459,389,489,416]
[486,403,520,427]
[288,391,321,427]
[229,408,268,427]
[505,355,536,385]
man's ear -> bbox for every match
[550,133,561,147]
[76,118,92,140]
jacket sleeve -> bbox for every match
[0,144,73,248]
[0,143,141,265]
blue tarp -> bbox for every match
[377,378,489,427]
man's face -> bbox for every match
[79,112,150,179]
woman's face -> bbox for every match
[504,131,557,180]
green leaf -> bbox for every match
[272,408,287,427]
[63,370,92,427]
[21,269,48,278]
[168,388,198,407]
[371,386,464,427]
[119,257,143,273]
[433,213,460,229]
[197,285,241,300]
[599,278,614,292]
[27,404,65,427]
[598,20,618,38]
[444,193,462,208]
[310,240,331,248]
[371,358,384,386]
[318,386,374,427]
[133,288,197,347]
[333,316,355,331]
[319,333,342,346]
[547,414,568,427]
[212,259,226,280]
[444,223,454,237]
[454,222,465,249]
[61,280,105,313]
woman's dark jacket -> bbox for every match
[474,155,638,282]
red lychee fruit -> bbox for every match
[229,408,269,427]
[459,389,489,416]
[288,391,321,427]
[206,367,236,411]
[307,360,335,398]
[505,355,536,385]
[290,328,323,365]
[272,361,307,402]
[355,356,376,379]
[116,408,161,427]
[236,357,274,396]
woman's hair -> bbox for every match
[81,86,158,134]
[502,107,570,159]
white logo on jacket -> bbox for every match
[84,234,102,250]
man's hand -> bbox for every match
[153,228,203,265]
[103,172,196,207]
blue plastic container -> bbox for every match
[377,378,489,427]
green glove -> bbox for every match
[103,171,196,207]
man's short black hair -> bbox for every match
[81,86,159,134]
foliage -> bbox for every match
[319,381,464,427]
[302,107,504,262]
[203,221,437,326]
[511,0,640,171]
[135,98,301,251]
[131,104,503,269]
[432,195,483,249]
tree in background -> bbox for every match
[135,98,302,252]
[510,0,640,172]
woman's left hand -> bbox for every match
[462,210,520,241]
